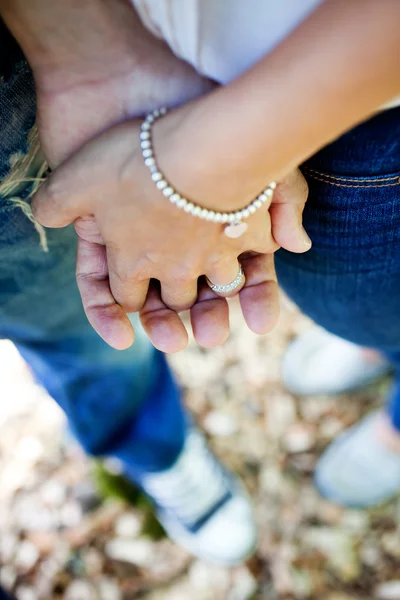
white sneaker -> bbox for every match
[315,411,400,507]
[140,429,257,565]
[282,326,391,396]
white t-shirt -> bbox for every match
[133,0,399,109]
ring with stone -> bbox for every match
[206,265,246,297]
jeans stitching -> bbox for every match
[303,170,400,189]
[303,167,400,183]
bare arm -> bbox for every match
[156,0,400,210]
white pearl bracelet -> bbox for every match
[140,107,276,239]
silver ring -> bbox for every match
[206,265,245,295]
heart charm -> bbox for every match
[224,221,248,238]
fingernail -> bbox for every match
[302,227,312,248]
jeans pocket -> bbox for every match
[289,166,400,276]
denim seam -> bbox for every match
[303,168,400,183]
[303,171,400,189]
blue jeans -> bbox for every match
[0,52,187,480]
[276,106,400,428]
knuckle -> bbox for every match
[44,176,68,208]
[114,261,147,285]
[168,266,197,287]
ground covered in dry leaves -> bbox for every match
[0,296,399,600]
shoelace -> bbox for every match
[142,431,231,526]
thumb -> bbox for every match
[31,123,127,228]
[32,120,137,228]
[31,170,88,228]
[269,169,312,254]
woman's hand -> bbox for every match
[32,116,309,352]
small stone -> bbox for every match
[60,501,82,528]
[15,541,39,573]
[341,510,368,533]
[283,424,315,453]
[229,567,257,600]
[114,513,142,538]
[105,538,153,568]
[265,393,296,438]
[41,480,67,506]
[319,417,344,439]
[382,532,400,559]
[203,412,238,437]
[83,548,103,576]
[73,480,102,513]
[0,566,17,589]
[304,528,360,582]
[0,533,18,562]
[189,560,230,594]
[98,578,122,600]
[376,582,400,600]
[360,543,381,567]
[65,580,97,600]
[14,586,38,600]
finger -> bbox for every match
[140,282,189,353]
[269,169,311,253]
[205,259,246,298]
[239,253,279,334]
[161,278,199,312]
[74,216,105,245]
[106,247,150,314]
[190,280,230,347]
[76,237,134,350]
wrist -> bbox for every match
[1,0,142,89]
[152,99,277,213]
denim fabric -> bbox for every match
[275,107,400,428]
[0,36,186,476]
